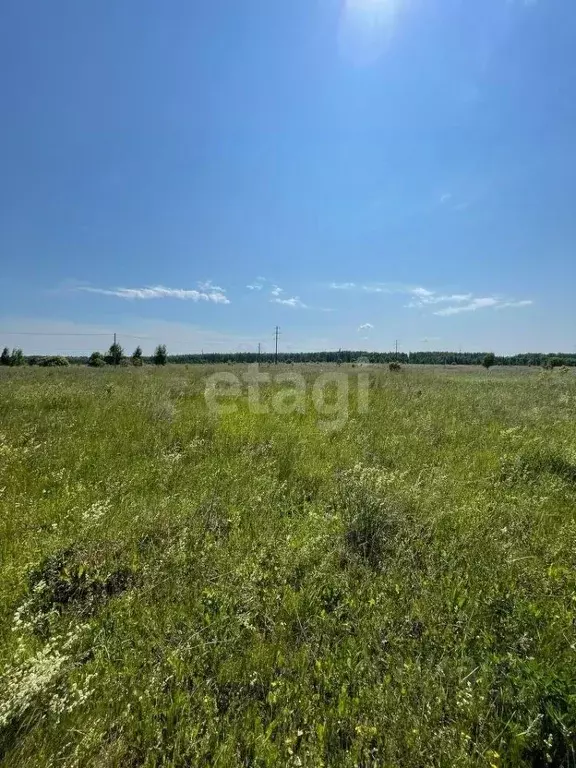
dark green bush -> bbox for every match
[39,356,69,367]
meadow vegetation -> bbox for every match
[0,363,575,767]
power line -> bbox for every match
[0,332,151,339]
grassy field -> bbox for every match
[1,363,575,767]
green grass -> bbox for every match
[1,363,575,767]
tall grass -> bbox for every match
[0,364,575,766]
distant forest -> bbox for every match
[15,350,576,367]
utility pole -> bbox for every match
[257,342,261,362]
[395,339,398,356]
[113,332,117,365]
[274,326,280,365]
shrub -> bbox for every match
[39,356,69,367]
[87,351,106,368]
[389,361,402,372]
[482,353,496,370]
[25,546,136,632]
[9,348,24,367]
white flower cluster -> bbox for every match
[1,626,93,728]
[81,499,111,523]
[342,463,410,492]
[0,640,67,727]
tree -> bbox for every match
[10,348,24,367]
[88,351,106,367]
[482,353,496,371]
[131,345,143,366]
[106,342,124,366]
[153,344,167,366]
[0,347,10,366]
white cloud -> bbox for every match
[271,296,307,309]
[440,193,452,204]
[358,322,374,331]
[270,285,283,297]
[406,287,533,316]
[330,282,409,294]
[198,280,225,292]
[412,287,436,299]
[247,276,267,290]
[497,300,534,310]
[79,285,230,304]
[327,281,532,318]
[435,298,500,316]
[408,290,473,308]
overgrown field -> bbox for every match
[1,364,575,767]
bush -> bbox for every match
[389,361,402,372]
[39,356,69,367]
[8,348,24,367]
[482,353,496,370]
[88,351,106,368]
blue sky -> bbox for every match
[1,0,575,356]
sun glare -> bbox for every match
[339,0,400,65]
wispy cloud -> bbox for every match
[496,299,534,310]
[434,298,533,316]
[329,281,532,317]
[271,296,307,309]
[330,282,408,294]
[440,193,452,204]
[434,298,499,316]
[247,276,267,291]
[270,285,283,297]
[79,284,230,304]
[412,287,435,299]
[358,322,374,331]
[407,289,473,308]
[406,287,532,316]
[198,280,225,293]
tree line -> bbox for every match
[0,344,169,367]
[2,345,575,368]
